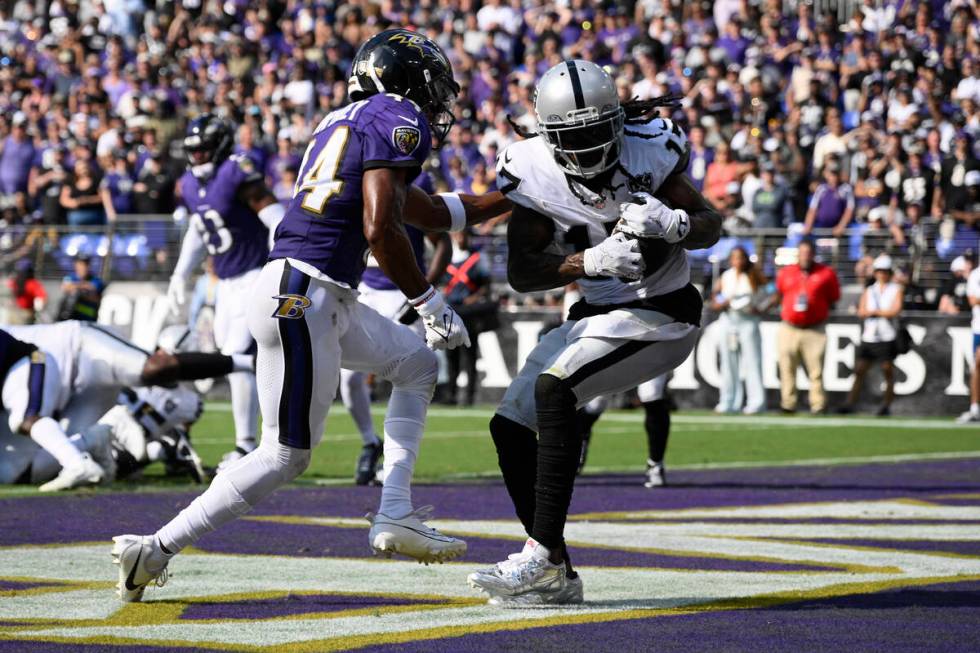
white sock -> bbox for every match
[340,369,380,446]
[971,403,979,416]
[231,354,254,373]
[155,440,309,553]
[378,389,426,518]
[228,371,259,451]
[29,417,85,469]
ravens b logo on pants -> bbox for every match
[272,294,312,319]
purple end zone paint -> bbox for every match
[0,644,202,653]
[0,580,62,591]
[356,580,980,653]
[192,520,829,572]
[0,459,977,652]
[2,458,979,547]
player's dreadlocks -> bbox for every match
[506,94,683,139]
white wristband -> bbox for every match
[438,192,466,232]
[408,285,438,308]
[582,248,600,277]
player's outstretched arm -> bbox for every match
[403,186,512,233]
[654,173,723,250]
[364,168,470,350]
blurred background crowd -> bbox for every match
[0,0,978,407]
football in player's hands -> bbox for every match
[583,232,645,280]
[616,192,690,244]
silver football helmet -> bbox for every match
[534,60,625,179]
[156,325,194,354]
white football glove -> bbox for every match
[166,276,187,317]
[413,287,471,351]
[617,192,690,244]
[583,231,645,280]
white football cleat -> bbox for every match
[367,505,466,564]
[488,574,584,608]
[38,453,104,492]
[644,460,666,488]
[468,540,584,606]
[111,535,170,602]
[468,538,537,584]
[955,410,980,424]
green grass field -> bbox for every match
[187,404,979,480]
[2,404,976,497]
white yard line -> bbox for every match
[204,402,967,430]
[440,449,980,480]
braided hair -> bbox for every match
[507,93,684,139]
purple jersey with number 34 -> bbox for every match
[271,93,432,287]
[179,155,269,280]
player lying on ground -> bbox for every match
[0,328,107,491]
[99,326,211,484]
[467,60,721,606]
[576,373,672,487]
[112,29,511,603]
[0,321,246,490]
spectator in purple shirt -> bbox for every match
[439,125,482,177]
[265,132,302,191]
[803,159,856,237]
[100,154,135,220]
[686,125,714,193]
[0,113,36,197]
[717,20,750,66]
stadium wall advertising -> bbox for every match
[97,282,971,416]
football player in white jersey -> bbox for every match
[0,328,107,491]
[0,323,229,490]
[5,321,252,430]
[99,326,209,484]
[467,60,721,606]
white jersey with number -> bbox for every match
[119,386,204,437]
[497,116,691,305]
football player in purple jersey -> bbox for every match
[114,29,511,601]
[342,169,452,486]
[166,115,285,470]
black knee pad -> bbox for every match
[490,414,536,453]
[534,374,576,413]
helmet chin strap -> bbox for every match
[191,162,215,180]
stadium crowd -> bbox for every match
[0,0,977,302]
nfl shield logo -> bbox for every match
[392,126,421,155]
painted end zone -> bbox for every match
[0,458,977,652]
